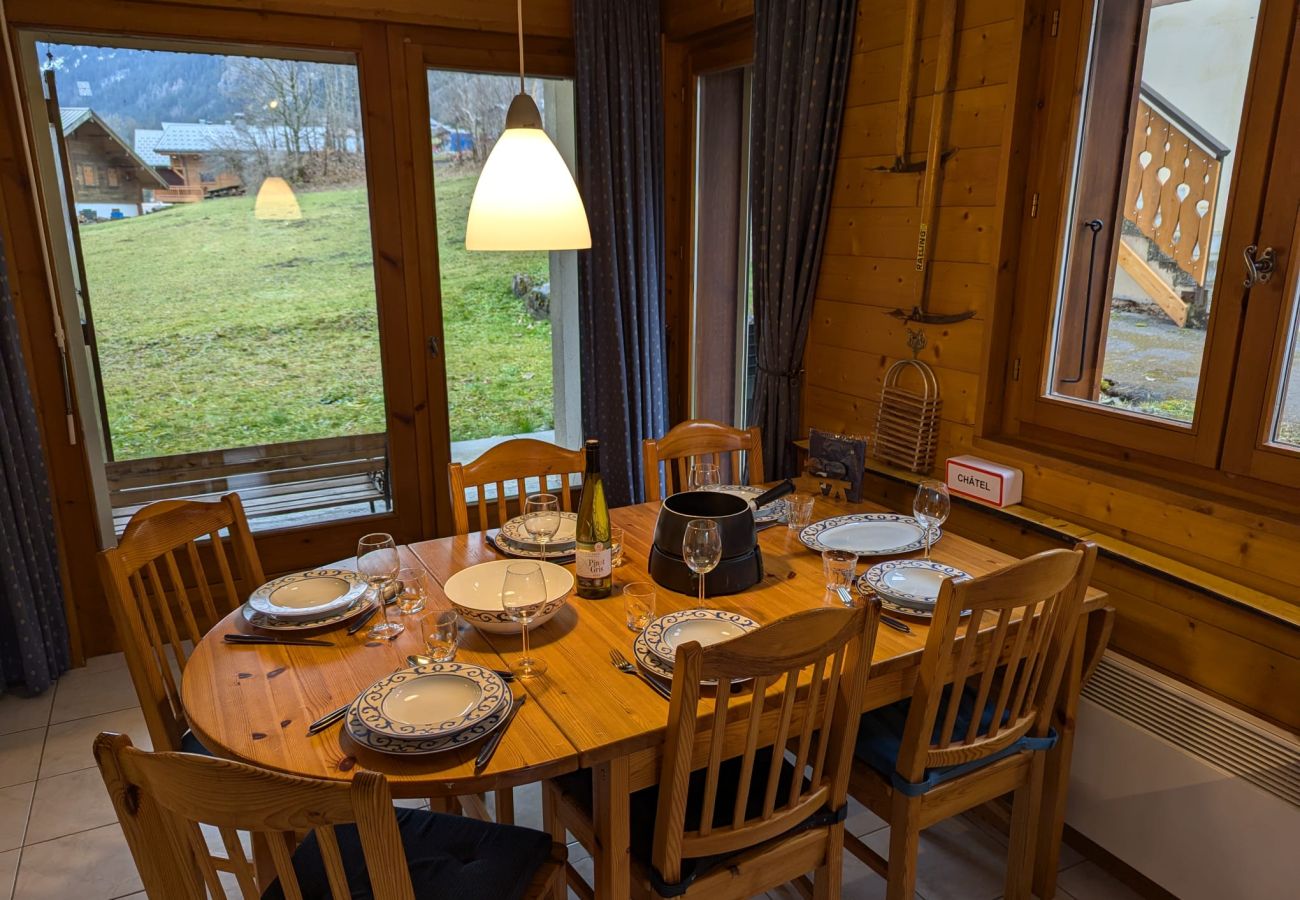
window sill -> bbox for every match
[853,449,1300,633]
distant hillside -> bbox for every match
[38,43,240,138]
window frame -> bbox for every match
[1003,0,1300,492]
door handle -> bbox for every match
[1242,245,1276,288]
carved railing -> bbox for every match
[1123,84,1230,287]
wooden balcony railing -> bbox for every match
[1123,85,1230,288]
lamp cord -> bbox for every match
[517,0,525,94]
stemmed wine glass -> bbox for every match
[501,562,548,678]
[524,493,561,563]
[689,460,720,491]
[913,481,950,560]
[357,533,403,640]
[682,519,722,606]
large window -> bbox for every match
[31,39,392,535]
[1012,0,1300,489]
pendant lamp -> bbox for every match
[464,0,591,250]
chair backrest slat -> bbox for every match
[95,733,420,900]
[447,439,585,534]
[99,494,265,753]
[651,605,879,884]
[642,419,765,500]
[897,544,1097,777]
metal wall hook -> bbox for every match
[1242,245,1276,288]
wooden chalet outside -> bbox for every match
[60,107,168,219]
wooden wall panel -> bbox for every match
[802,0,1300,724]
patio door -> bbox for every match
[392,26,580,532]
[14,24,431,572]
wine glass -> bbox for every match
[357,533,403,640]
[689,460,720,491]
[913,481,951,560]
[523,493,561,563]
[501,562,548,678]
[682,519,722,606]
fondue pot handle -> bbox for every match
[751,479,795,510]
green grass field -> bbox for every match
[81,175,551,460]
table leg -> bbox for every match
[592,756,631,900]
[1032,612,1092,898]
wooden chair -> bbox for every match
[641,419,765,500]
[448,438,586,534]
[94,732,566,900]
[544,604,881,899]
[97,494,265,753]
[846,543,1098,900]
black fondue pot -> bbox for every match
[647,481,795,597]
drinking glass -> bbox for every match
[822,549,859,603]
[913,480,951,560]
[682,519,722,606]
[786,492,815,530]
[357,533,402,640]
[689,460,720,491]
[394,567,427,615]
[501,562,548,678]
[610,525,626,568]
[622,582,656,631]
[524,493,561,563]
[420,609,460,662]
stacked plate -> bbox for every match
[489,511,578,560]
[799,513,940,557]
[345,662,512,756]
[242,568,374,631]
[858,559,970,618]
[709,484,788,524]
[633,609,759,685]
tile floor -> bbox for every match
[0,653,1148,900]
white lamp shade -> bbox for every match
[465,126,592,251]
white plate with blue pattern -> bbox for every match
[798,513,940,557]
[632,629,750,688]
[861,559,969,610]
[643,609,759,665]
[352,662,509,740]
[247,568,370,621]
[346,691,512,756]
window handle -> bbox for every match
[1242,245,1276,288]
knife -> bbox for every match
[307,703,350,736]
[346,605,379,635]
[835,587,912,633]
[224,634,335,647]
[475,695,526,770]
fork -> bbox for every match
[608,648,672,701]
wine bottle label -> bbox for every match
[575,545,612,579]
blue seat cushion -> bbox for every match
[854,686,1056,797]
[260,807,553,900]
[553,747,841,898]
[179,730,211,755]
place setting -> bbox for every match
[228,532,419,646]
[486,492,580,562]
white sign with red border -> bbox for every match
[945,455,1023,507]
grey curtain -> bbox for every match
[749,0,857,476]
[0,234,70,694]
[574,0,669,507]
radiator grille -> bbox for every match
[1080,654,1300,808]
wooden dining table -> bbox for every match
[183,490,1110,900]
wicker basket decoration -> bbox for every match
[872,358,941,474]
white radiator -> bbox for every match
[1067,653,1300,900]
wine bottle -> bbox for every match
[574,438,612,599]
